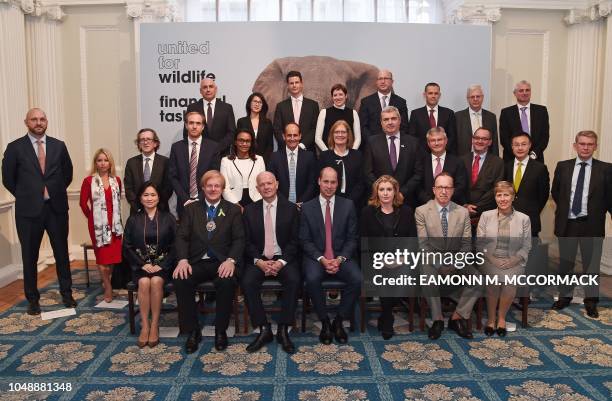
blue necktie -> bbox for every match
[207,205,215,239]
[571,162,587,216]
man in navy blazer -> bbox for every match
[409,82,457,154]
[169,111,221,217]
[358,69,409,144]
[299,167,361,345]
[267,123,317,209]
[2,108,76,315]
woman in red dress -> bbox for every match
[80,148,124,302]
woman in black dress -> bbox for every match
[236,92,274,164]
[123,182,176,348]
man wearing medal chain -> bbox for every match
[173,170,245,353]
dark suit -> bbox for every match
[499,104,549,162]
[418,153,467,206]
[318,149,365,207]
[273,97,319,150]
[185,99,236,155]
[173,199,245,332]
[124,153,171,215]
[358,92,409,142]
[455,108,499,156]
[408,106,457,154]
[2,134,73,302]
[364,134,423,206]
[462,152,504,217]
[168,138,221,217]
[268,148,317,204]
[242,197,300,327]
[504,159,549,235]
[237,116,273,164]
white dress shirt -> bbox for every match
[318,195,335,224]
[187,136,203,164]
[28,133,47,156]
[428,104,439,123]
[469,107,482,134]
[431,152,446,173]
[513,156,529,180]
[568,157,592,218]
[142,152,156,173]
[516,103,531,133]
[255,197,287,266]
[205,98,217,120]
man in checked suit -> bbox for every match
[273,71,319,151]
[358,69,409,144]
[455,85,499,156]
[551,130,612,318]
[2,108,76,315]
[499,80,549,162]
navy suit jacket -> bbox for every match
[418,152,467,206]
[499,104,549,162]
[358,92,409,142]
[268,148,317,203]
[185,98,236,155]
[408,105,457,154]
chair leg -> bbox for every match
[128,288,136,334]
[521,296,529,328]
[359,297,366,333]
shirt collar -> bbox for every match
[263,197,278,209]
[205,98,217,107]
[285,146,298,155]
[514,156,529,167]
[469,107,482,114]
[386,133,400,140]
[319,195,335,206]
[188,135,203,146]
[205,199,221,209]
[428,105,439,112]
[378,91,391,100]
[435,201,450,212]
[333,104,346,110]
[432,152,446,161]
[142,152,156,161]
[517,102,531,110]
[576,157,593,166]
[28,133,46,144]
[291,94,304,102]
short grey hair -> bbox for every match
[381,105,400,119]
[513,80,531,92]
[466,84,483,97]
[426,127,447,139]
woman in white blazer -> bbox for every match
[220,128,265,208]
[477,181,531,337]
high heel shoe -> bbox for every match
[496,326,507,337]
[138,327,149,348]
[484,326,495,337]
[148,327,159,348]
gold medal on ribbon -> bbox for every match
[206,220,216,232]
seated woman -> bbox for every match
[477,181,531,337]
[318,120,365,207]
[237,92,274,164]
[314,83,361,151]
[123,182,176,348]
[220,128,266,209]
[361,175,417,339]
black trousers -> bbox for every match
[16,203,72,302]
[241,260,300,327]
[173,259,236,332]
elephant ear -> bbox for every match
[252,59,288,121]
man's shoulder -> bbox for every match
[449,201,468,216]
[361,92,379,105]
[126,154,142,165]
[302,97,318,106]
[415,200,435,214]
[6,134,30,149]
[186,99,203,111]
[530,103,547,112]
[500,105,515,115]
[390,92,407,104]
[275,98,291,109]
[410,106,427,116]
[216,98,234,110]
[482,108,497,118]
[438,105,455,114]
[455,107,469,117]
[244,199,262,216]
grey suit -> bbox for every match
[455,108,499,157]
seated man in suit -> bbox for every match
[184,78,236,155]
[124,128,172,215]
[499,80,549,162]
[299,167,362,345]
[415,172,477,340]
[418,127,467,206]
[242,171,300,354]
[409,82,457,154]
[273,71,319,151]
[268,123,317,209]
[364,106,422,206]
[173,170,245,353]
[169,111,221,217]
[455,85,499,156]
[462,127,504,231]
[504,132,550,237]
[358,69,409,144]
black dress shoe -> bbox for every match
[214,330,228,351]
[585,303,599,318]
[496,326,507,337]
[484,326,495,337]
[377,316,394,340]
[551,297,571,310]
[276,324,295,354]
[246,324,273,353]
[332,316,348,344]
[27,300,41,316]
[319,318,333,345]
[448,318,473,339]
[62,295,77,308]
[428,320,444,340]
[185,328,202,354]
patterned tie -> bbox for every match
[473,112,481,128]
[434,157,442,177]
[206,102,213,128]
[36,140,49,199]
[571,162,587,216]
[324,200,334,260]
[189,141,198,198]
[514,161,523,193]
[471,154,480,186]
[388,136,398,171]
[441,207,448,238]
[288,151,297,203]
[292,98,301,123]
[207,204,215,240]
[263,203,275,259]
[143,157,151,181]
[520,106,529,134]
[381,95,388,109]
[429,109,436,128]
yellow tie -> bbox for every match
[514,162,523,192]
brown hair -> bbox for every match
[494,180,515,196]
[330,83,347,96]
[368,175,404,208]
[134,128,160,151]
[575,130,598,143]
[327,120,354,149]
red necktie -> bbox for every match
[471,154,481,186]
[434,157,442,177]
[324,200,334,260]
[429,109,436,128]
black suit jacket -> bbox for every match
[236,116,273,164]
[168,138,221,216]
[299,196,358,261]
[243,197,299,265]
[499,104,549,162]
[185,98,236,155]
[358,92,409,142]
[462,152,504,216]
[124,153,172,215]
[455,108,499,156]
[268,148,317,203]
[122,211,177,273]
[360,205,417,237]
[364,134,423,206]
[408,106,457,154]
[504,159,550,235]
[175,199,245,267]
[418,153,467,206]
[273,97,319,150]
[551,158,612,237]
[2,134,73,217]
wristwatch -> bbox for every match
[337,256,347,263]
[226,258,236,264]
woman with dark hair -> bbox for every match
[237,92,274,163]
[315,83,361,151]
[361,175,417,340]
[220,128,266,208]
[123,181,176,348]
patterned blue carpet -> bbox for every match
[0,268,610,401]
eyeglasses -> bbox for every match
[473,136,491,142]
[236,139,252,144]
[377,77,392,81]
[139,138,155,143]
[251,100,263,105]
[433,186,454,191]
